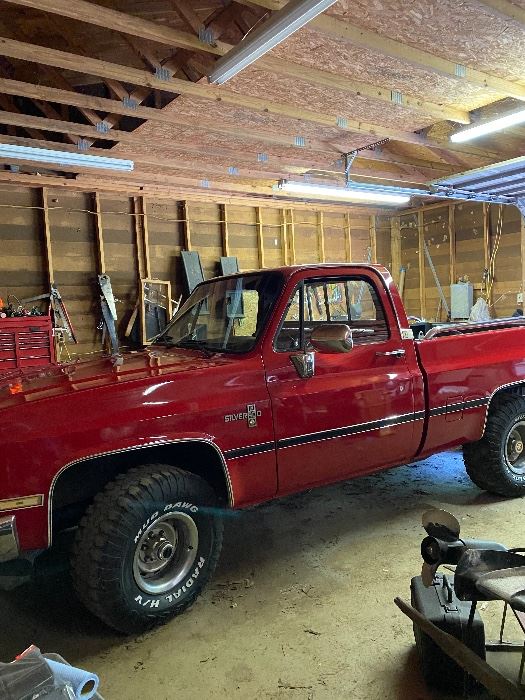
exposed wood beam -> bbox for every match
[0,37,499,154]
[171,0,204,34]
[476,0,525,24]
[2,0,227,55]
[236,0,525,101]
[0,133,457,190]
[0,78,335,153]
[259,56,469,124]
[0,93,43,139]
[1,0,469,124]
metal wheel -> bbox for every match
[505,421,525,475]
[133,512,199,595]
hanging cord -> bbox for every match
[485,204,503,302]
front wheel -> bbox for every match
[463,395,525,497]
[71,464,223,634]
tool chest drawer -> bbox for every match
[0,316,55,372]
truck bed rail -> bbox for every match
[422,317,525,340]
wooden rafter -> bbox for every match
[0,36,504,154]
[0,0,471,124]
[236,0,525,101]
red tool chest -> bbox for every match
[0,316,55,373]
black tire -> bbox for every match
[71,464,223,634]
[463,394,525,497]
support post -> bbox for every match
[41,187,54,285]
[289,209,296,264]
[317,211,325,263]
[141,196,151,279]
[390,216,401,285]
[344,212,352,262]
[369,214,377,262]
[93,192,105,274]
[220,203,230,257]
[280,208,288,265]
[418,210,426,319]
[256,206,264,268]
[449,204,456,288]
[182,200,192,251]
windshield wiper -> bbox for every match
[173,339,215,357]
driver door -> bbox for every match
[264,272,419,495]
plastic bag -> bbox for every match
[469,297,491,322]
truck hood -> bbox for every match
[0,347,237,409]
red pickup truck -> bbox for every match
[1,264,525,633]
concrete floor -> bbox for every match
[1,450,525,699]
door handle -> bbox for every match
[376,349,406,358]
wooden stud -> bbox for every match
[93,191,105,274]
[344,212,352,262]
[141,197,151,279]
[256,206,265,269]
[133,196,145,279]
[483,202,491,272]
[289,209,296,265]
[220,203,230,257]
[318,211,326,263]
[418,210,427,319]
[390,216,401,284]
[182,201,192,251]
[41,187,54,285]
[280,209,288,265]
[448,204,456,288]
[369,215,377,262]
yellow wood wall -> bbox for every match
[0,185,388,358]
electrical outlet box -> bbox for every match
[518,293,523,304]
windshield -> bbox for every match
[155,272,283,354]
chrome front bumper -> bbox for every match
[0,515,19,563]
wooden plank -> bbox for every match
[6,0,226,55]
[256,206,265,269]
[133,196,145,279]
[0,37,483,150]
[142,197,151,279]
[220,203,230,257]
[238,0,525,101]
[318,211,325,263]
[449,204,456,288]
[390,216,401,284]
[182,201,192,251]
[280,209,288,265]
[418,210,426,319]
[289,209,296,265]
[93,191,105,274]
[369,215,377,263]
[41,186,54,285]
[345,212,352,262]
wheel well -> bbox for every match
[51,442,231,537]
[489,384,525,410]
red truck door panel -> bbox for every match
[416,327,525,455]
[263,271,420,494]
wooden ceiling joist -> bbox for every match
[237,0,525,101]
[1,0,469,124]
[0,36,501,154]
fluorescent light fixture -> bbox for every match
[278,180,411,205]
[208,0,337,84]
[451,109,525,143]
[0,144,134,171]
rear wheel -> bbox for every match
[463,395,525,497]
[71,464,223,634]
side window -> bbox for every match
[275,276,389,351]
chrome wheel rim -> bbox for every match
[505,421,525,475]
[133,512,199,595]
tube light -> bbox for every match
[0,144,134,171]
[208,0,337,85]
[278,180,411,205]
[451,109,525,143]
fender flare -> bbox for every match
[47,438,233,544]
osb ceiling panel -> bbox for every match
[224,66,435,132]
[328,0,525,82]
[270,29,504,110]
[128,93,378,151]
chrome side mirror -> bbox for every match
[290,352,315,379]
[310,323,354,354]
